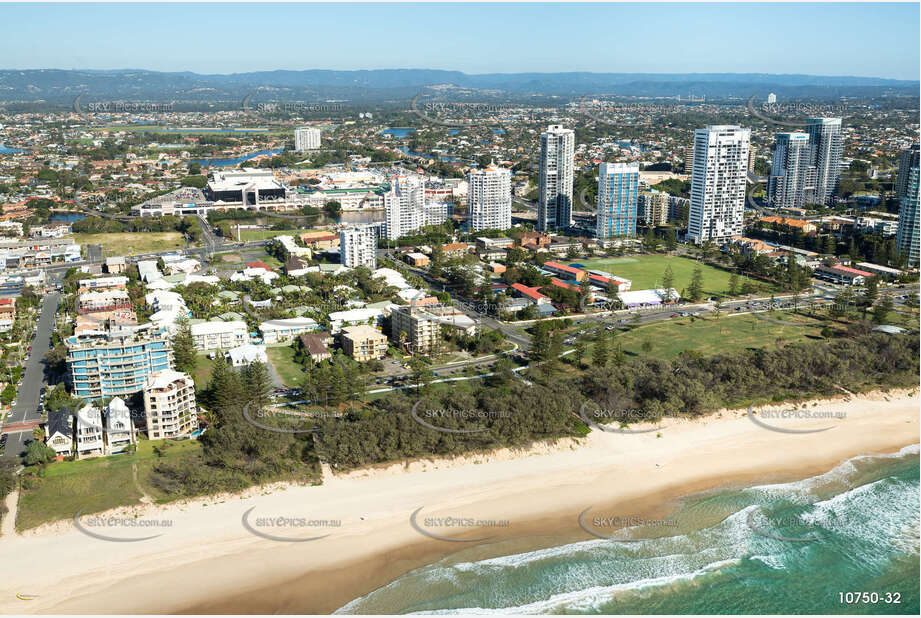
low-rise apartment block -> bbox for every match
[190,320,249,350]
[340,325,388,361]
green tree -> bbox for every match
[592,336,609,367]
[204,354,239,414]
[172,316,197,375]
[409,357,434,393]
[686,265,704,302]
[727,272,740,297]
[24,440,56,466]
[872,295,894,324]
[661,265,675,302]
[241,361,273,409]
[641,338,653,355]
[1,384,15,406]
[573,338,586,367]
[860,277,879,318]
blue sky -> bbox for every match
[1,2,918,80]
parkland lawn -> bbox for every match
[266,344,306,387]
[16,439,202,531]
[233,228,303,242]
[73,232,188,256]
[578,255,776,297]
[592,311,831,361]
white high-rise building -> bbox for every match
[538,124,575,231]
[384,176,425,240]
[382,176,451,240]
[767,93,777,104]
[688,125,751,244]
[806,118,843,205]
[467,164,512,232]
[294,126,322,151]
[767,132,816,209]
[339,226,377,269]
[896,165,920,267]
[595,162,639,238]
[143,370,198,441]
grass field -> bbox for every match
[16,439,201,531]
[73,232,188,256]
[594,312,830,361]
[234,228,303,242]
[266,345,306,387]
[192,354,216,392]
[578,255,774,298]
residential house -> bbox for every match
[45,409,74,459]
[105,397,135,454]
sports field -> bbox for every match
[578,255,773,297]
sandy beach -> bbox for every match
[0,388,918,615]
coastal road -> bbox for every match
[1,292,61,462]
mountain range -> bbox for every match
[0,69,917,106]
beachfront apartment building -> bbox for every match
[896,145,920,200]
[595,162,639,238]
[390,304,440,355]
[688,125,751,244]
[75,404,105,458]
[896,165,920,267]
[190,320,249,351]
[143,370,199,441]
[340,226,377,269]
[767,132,817,210]
[340,325,389,362]
[538,125,575,231]
[65,325,173,399]
[806,118,843,205]
[105,397,135,454]
[259,317,320,344]
[467,164,512,232]
[294,126,322,151]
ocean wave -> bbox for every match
[747,443,919,502]
[406,558,744,615]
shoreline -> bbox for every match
[0,388,917,614]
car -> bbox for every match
[670,313,680,318]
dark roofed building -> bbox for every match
[285,255,311,276]
[299,331,332,362]
[45,408,75,458]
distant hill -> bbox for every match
[0,68,916,106]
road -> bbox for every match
[1,292,61,462]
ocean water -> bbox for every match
[337,446,920,615]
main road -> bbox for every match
[1,292,61,462]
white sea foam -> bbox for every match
[405,558,744,615]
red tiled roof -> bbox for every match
[543,261,582,275]
[511,282,548,301]
[550,278,579,291]
[835,265,874,277]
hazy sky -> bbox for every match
[1,2,918,80]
